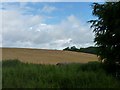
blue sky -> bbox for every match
[2,2,96,24]
[1,2,102,49]
[29,2,94,23]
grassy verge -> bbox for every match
[2,60,120,88]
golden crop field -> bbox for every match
[1,48,98,64]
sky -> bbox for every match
[0,2,102,50]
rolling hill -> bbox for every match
[1,48,98,64]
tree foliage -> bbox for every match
[89,2,120,74]
[63,46,79,51]
[63,46,98,55]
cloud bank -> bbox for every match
[1,2,94,50]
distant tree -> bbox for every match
[79,47,99,55]
[70,46,77,51]
[89,2,120,75]
[63,46,98,54]
[63,47,70,51]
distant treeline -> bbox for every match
[63,46,99,55]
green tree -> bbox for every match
[89,2,120,74]
[63,47,70,51]
[70,46,77,51]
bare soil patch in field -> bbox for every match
[1,48,98,64]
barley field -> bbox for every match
[1,48,98,64]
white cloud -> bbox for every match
[0,8,2,47]
[1,9,43,45]
[41,5,57,13]
[1,0,105,2]
[1,3,94,50]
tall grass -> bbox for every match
[0,61,2,89]
[2,60,120,88]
